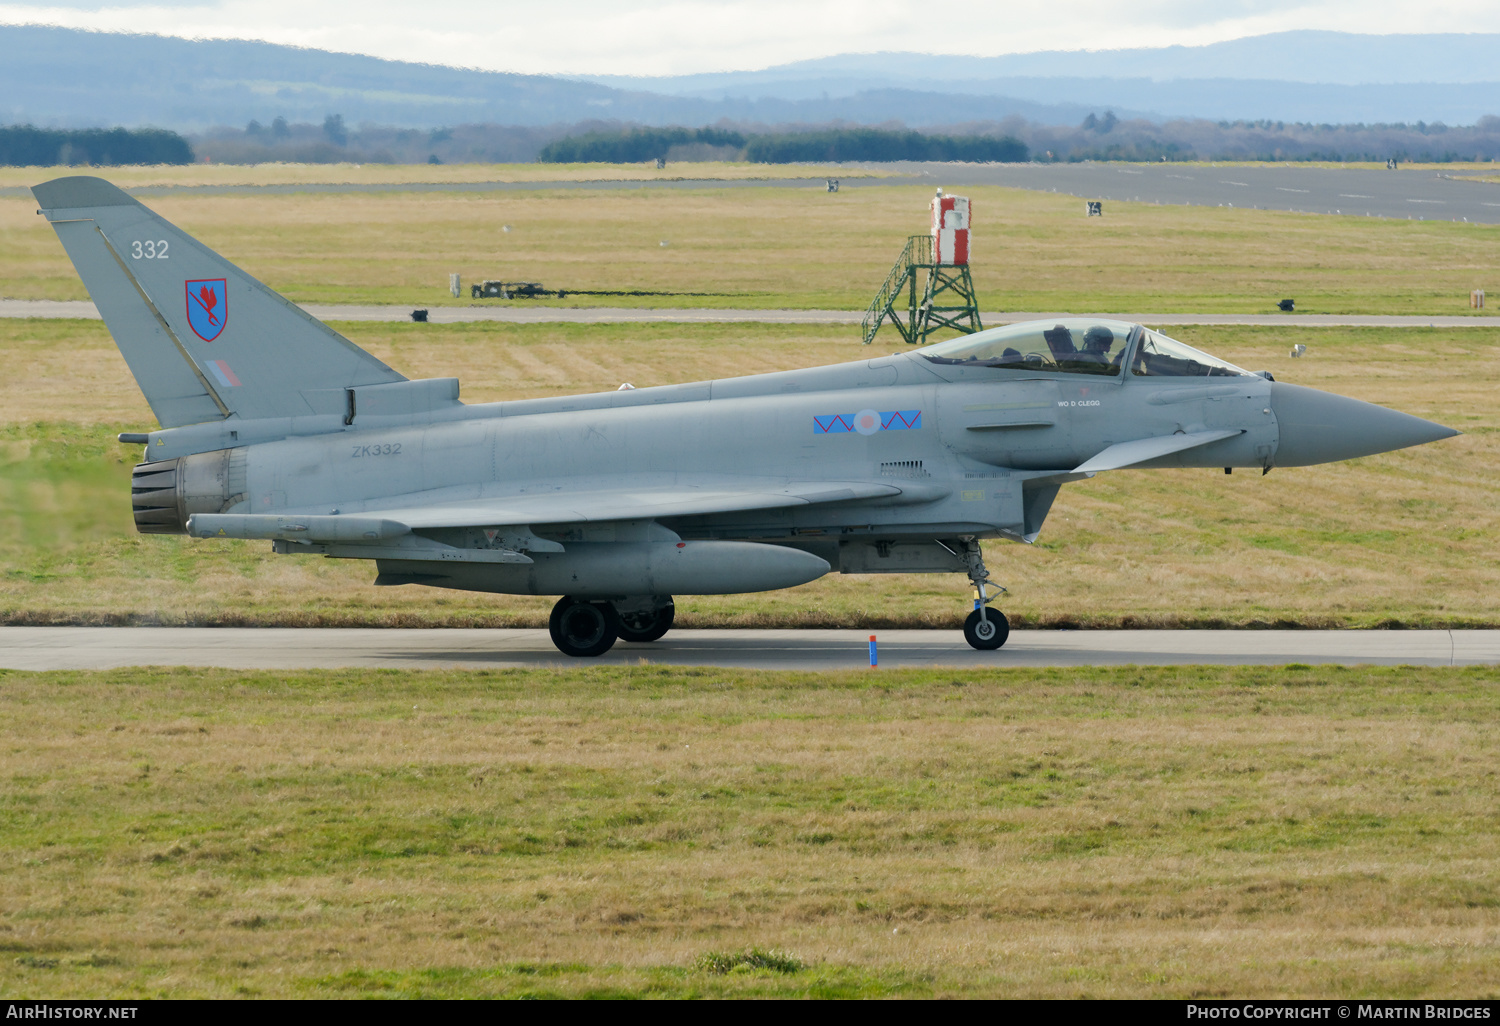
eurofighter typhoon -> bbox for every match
[33,176,1459,655]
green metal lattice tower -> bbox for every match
[861,234,983,347]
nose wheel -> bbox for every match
[964,607,1010,649]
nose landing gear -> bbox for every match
[946,538,1010,651]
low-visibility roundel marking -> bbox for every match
[813,410,922,434]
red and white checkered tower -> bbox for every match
[862,190,983,345]
[931,192,970,265]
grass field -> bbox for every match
[3,177,1497,313]
[0,159,1486,191]
[0,161,888,190]
[1,664,1496,999]
[0,318,1492,629]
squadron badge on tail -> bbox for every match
[184,278,227,341]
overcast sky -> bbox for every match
[0,0,1495,76]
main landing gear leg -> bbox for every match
[953,538,1009,651]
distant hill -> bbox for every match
[0,25,634,131]
[592,32,1500,91]
[582,32,1500,125]
[0,25,1117,132]
[0,25,1495,132]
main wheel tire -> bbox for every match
[548,597,619,657]
[617,600,675,643]
[964,607,1010,650]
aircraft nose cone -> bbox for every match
[1271,382,1459,467]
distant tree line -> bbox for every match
[998,111,1500,163]
[537,126,1028,164]
[187,113,1500,166]
[743,129,1027,163]
[193,117,573,165]
[538,127,748,163]
[0,125,193,166]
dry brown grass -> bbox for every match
[0,160,885,189]
[0,318,859,423]
[1,664,1495,998]
[0,319,1493,629]
[0,159,1485,191]
[4,179,1498,312]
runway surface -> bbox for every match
[1,627,1492,671]
[2,299,1491,328]
[6,163,1496,222]
[879,162,1500,224]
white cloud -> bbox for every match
[0,0,1497,75]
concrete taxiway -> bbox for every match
[1,627,1493,672]
[2,299,1492,328]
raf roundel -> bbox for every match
[184,278,228,342]
[853,409,882,436]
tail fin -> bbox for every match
[32,176,405,428]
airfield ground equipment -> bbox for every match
[1472,289,1485,309]
[468,279,728,300]
[862,190,983,346]
[472,280,553,299]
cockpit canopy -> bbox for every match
[918,318,1253,379]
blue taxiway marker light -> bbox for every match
[869,634,878,667]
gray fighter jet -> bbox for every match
[32,176,1459,655]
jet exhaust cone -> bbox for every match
[1270,382,1458,467]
